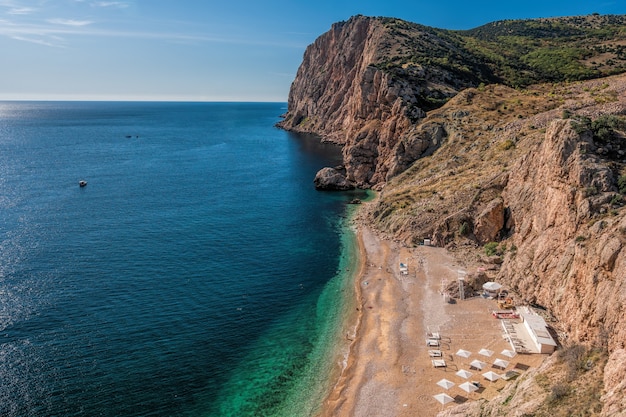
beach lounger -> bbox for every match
[428,350,442,357]
[426,339,440,347]
[432,359,446,368]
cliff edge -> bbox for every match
[277,15,485,187]
[279,14,626,189]
[281,13,626,416]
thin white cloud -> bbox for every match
[92,1,129,8]
[0,22,305,48]
[10,35,64,47]
[7,7,35,15]
[47,18,94,26]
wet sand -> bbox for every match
[320,225,545,417]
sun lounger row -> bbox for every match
[426,339,440,347]
[432,359,446,368]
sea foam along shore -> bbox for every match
[270,203,364,417]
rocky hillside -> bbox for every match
[280,13,626,417]
[278,14,626,189]
[366,75,626,416]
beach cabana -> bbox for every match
[501,349,516,358]
[478,348,494,357]
[482,281,502,298]
[437,378,455,390]
[432,359,447,368]
[456,369,473,379]
[493,358,509,369]
[483,371,501,383]
[455,349,471,358]
[433,393,454,409]
[459,381,479,394]
[469,359,486,370]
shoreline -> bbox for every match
[317,217,368,415]
[318,216,547,416]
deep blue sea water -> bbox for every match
[0,102,365,416]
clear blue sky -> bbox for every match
[0,0,623,102]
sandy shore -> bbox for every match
[319,224,546,417]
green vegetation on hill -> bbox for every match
[372,15,626,105]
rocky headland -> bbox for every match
[280,14,626,416]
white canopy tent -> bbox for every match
[483,371,501,382]
[482,282,502,292]
[478,348,494,357]
[437,378,455,390]
[433,393,455,409]
[456,369,473,379]
[501,349,517,358]
[455,349,471,359]
[459,381,479,394]
[493,358,510,369]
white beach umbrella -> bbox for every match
[455,349,471,358]
[493,358,510,369]
[501,349,517,358]
[456,369,473,379]
[482,282,502,291]
[433,393,455,409]
[437,378,455,390]
[459,381,479,394]
[483,371,501,382]
[478,348,494,357]
[469,359,486,370]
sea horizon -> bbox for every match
[0,99,289,104]
[0,101,365,416]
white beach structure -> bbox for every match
[500,307,558,354]
[519,307,557,354]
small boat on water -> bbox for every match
[79,180,87,187]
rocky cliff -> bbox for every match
[365,76,626,416]
[277,15,485,187]
[282,14,626,415]
[279,14,626,189]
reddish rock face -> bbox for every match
[280,14,626,414]
[277,16,469,188]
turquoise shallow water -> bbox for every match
[0,101,366,416]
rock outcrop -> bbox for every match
[279,14,626,189]
[277,16,479,187]
[313,167,355,190]
[473,197,505,244]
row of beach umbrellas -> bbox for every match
[433,371,501,408]
[456,348,516,370]
[456,348,516,359]
[434,348,517,408]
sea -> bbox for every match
[0,101,367,417]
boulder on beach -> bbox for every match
[313,167,355,190]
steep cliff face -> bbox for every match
[279,14,626,189]
[277,16,477,187]
[364,75,626,415]
[282,15,626,413]
[497,117,626,416]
